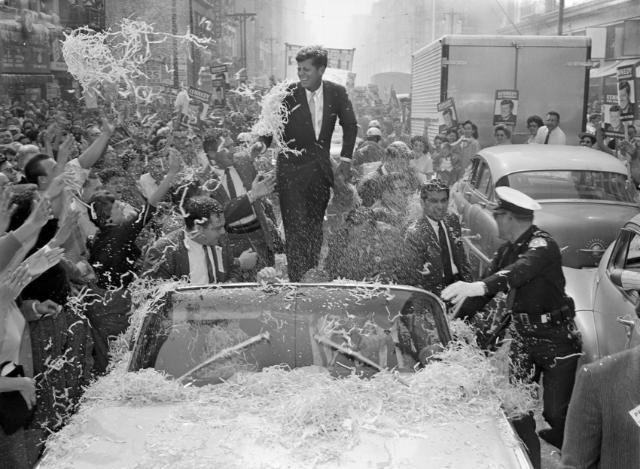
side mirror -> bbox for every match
[610,268,640,290]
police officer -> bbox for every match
[441,187,581,469]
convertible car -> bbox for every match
[38,282,532,469]
[450,144,639,276]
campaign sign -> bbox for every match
[604,93,626,139]
[617,65,636,122]
[493,90,519,127]
[437,98,458,133]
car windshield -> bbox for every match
[502,170,637,202]
[129,284,450,387]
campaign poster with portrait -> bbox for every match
[493,90,519,127]
[617,64,636,123]
[437,98,458,133]
[603,92,626,139]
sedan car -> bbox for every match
[38,282,532,469]
[450,144,639,277]
[564,214,640,362]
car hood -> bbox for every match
[39,402,529,469]
[537,201,639,268]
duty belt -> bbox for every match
[514,305,574,327]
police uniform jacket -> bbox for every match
[460,225,568,317]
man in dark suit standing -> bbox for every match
[401,179,471,295]
[264,45,357,281]
[202,132,277,278]
[561,319,640,469]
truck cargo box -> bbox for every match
[410,35,591,147]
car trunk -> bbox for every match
[537,201,640,268]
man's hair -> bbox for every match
[88,190,116,228]
[420,179,449,198]
[494,124,512,139]
[547,111,560,121]
[629,125,636,131]
[202,128,227,153]
[24,153,51,184]
[183,196,223,229]
[295,45,328,69]
[410,135,427,152]
[619,81,631,94]
[500,99,514,110]
[609,104,621,113]
[526,115,544,127]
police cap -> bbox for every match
[493,186,541,217]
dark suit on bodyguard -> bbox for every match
[402,213,471,295]
[273,80,357,281]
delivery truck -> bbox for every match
[410,35,592,146]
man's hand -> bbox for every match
[249,141,266,158]
[0,264,32,303]
[50,209,79,248]
[167,147,183,175]
[25,196,54,229]
[250,172,276,200]
[56,134,76,164]
[16,377,36,410]
[441,281,486,305]
[336,159,352,180]
[101,118,116,136]
[256,266,279,283]
[0,186,17,233]
[23,245,65,276]
[238,248,258,271]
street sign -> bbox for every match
[210,64,228,75]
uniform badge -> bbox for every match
[529,237,547,248]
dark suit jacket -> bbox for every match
[209,156,275,251]
[267,80,357,185]
[401,214,472,295]
[142,229,238,282]
[561,345,640,469]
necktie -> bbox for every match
[203,245,216,283]
[438,222,454,283]
[308,91,316,134]
[544,128,551,144]
[224,167,237,199]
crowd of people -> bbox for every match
[0,44,638,469]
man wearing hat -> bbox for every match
[441,186,581,469]
[401,179,471,295]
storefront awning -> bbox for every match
[590,59,640,79]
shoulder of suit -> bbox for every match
[583,346,639,377]
[322,80,344,91]
[152,229,183,250]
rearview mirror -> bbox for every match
[610,268,640,290]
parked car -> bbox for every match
[564,214,640,362]
[450,144,639,277]
[38,283,532,469]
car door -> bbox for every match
[591,224,640,358]
[460,157,500,277]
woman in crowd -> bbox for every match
[452,120,481,173]
[525,115,544,144]
[409,135,433,183]
[493,125,512,146]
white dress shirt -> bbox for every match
[426,216,459,275]
[305,82,323,140]
[534,126,567,145]
[184,235,225,284]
